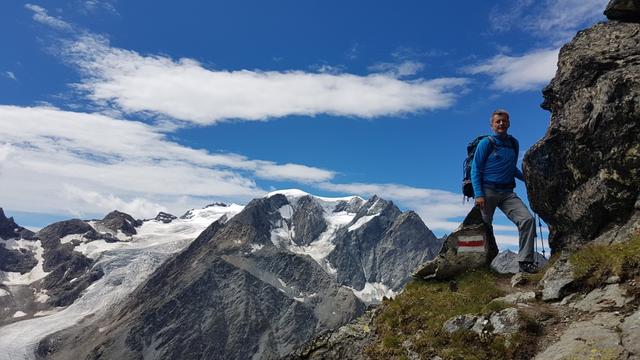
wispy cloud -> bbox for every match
[309,63,346,75]
[391,46,448,60]
[56,34,467,126]
[463,48,559,92]
[0,105,337,218]
[3,71,17,81]
[472,0,606,92]
[490,0,608,43]
[368,60,425,78]
[25,4,73,31]
[80,0,118,14]
[346,43,360,60]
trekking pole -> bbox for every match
[536,213,547,259]
[534,218,538,266]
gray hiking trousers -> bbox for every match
[480,188,535,263]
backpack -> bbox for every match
[462,135,518,199]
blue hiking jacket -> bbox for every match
[471,134,524,198]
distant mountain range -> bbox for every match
[0,190,441,359]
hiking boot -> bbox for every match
[518,261,539,274]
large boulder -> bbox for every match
[523,20,640,252]
[605,0,640,21]
[413,207,497,280]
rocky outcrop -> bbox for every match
[534,312,628,360]
[0,209,38,274]
[35,220,103,306]
[154,211,177,223]
[0,246,37,274]
[0,208,35,240]
[287,309,377,360]
[605,0,640,21]
[98,210,142,236]
[413,207,497,280]
[523,19,640,252]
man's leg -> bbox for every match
[499,192,536,263]
[480,188,501,226]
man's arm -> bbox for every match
[471,138,491,198]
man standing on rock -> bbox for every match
[471,109,538,273]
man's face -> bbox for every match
[491,114,510,135]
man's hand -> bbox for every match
[475,197,485,208]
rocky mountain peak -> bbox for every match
[204,201,229,208]
[154,211,177,223]
[0,207,35,240]
[99,210,143,236]
[36,219,93,246]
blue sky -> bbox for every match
[0,0,608,252]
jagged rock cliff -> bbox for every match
[523,13,640,252]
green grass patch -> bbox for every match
[366,269,532,360]
[569,232,640,287]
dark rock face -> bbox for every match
[0,208,38,274]
[154,211,177,223]
[99,210,142,236]
[0,245,38,273]
[328,196,440,291]
[605,0,640,21]
[0,208,35,240]
[37,219,93,248]
[524,21,640,252]
[35,219,102,306]
[292,196,327,246]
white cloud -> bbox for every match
[477,0,606,92]
[490,0,608,43]
[63,185,165,218]
[58,34,467,126]
[80,0,117,14]
[368,61,425,78]
[309,64,346,74]
[4,71,17,81]
[25,4,73,31]
[494,234,520,247]
[0,105,337,218]
[464,48,559,92]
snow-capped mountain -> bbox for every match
[0,190,440,360]
[0,203,242,359]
